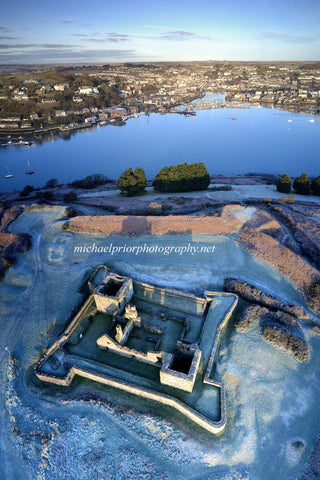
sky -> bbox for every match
[0,0,319,64]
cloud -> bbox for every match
[79,32,130,43]
[82,28,214,43]
[62,20,76,24]
[41,43,80,48]
[152,29,214,41]
[162,30,196,37]
[0,26,11,32]
[107,32,130,39]
[259,31,316,44]
[72,33,88,37]
[0,48,137,63]
[84,38,105,42]
[0,43,79,49]
[144,25,216,41]
[106,38,128,43]
[0,36,19,40]
[0,43,36,48]
[84,37,128,43]
[89,32,130,39]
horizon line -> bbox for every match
[0,59,320,67]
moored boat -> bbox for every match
[25,160,35,175]
[4,166,13,178]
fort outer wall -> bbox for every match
[35,366,226,434]
[202,291,239,432]
[35,278,237,435]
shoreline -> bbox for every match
[0,91,205,141]
[1,96,319,142]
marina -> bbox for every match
[1,139,33,147]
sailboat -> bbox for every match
[4,166,13,178]
[25,159,34,175]
[1,137,12,147]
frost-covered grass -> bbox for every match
[79,184,320,204]
[1,207,320,480]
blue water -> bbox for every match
[0,100,319,193]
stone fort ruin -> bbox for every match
[35,266,238,434]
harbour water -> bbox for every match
[0,95,319,192]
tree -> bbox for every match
[153,162,210,193]
[117,167,146,196]
[45,178,58,188]
[293,173,310,195]
[63,191,78,202]
[71,173,107,189]
[36,190,54,201]
[19,185,34,197]
[311,175,320,195]
[276,174,291,193]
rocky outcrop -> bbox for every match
[262,324,311,362]
[268,203,320,270]
[0,205,30,282]
[234,305,268,332]
[224,278,307,318]
[233,299,311,361]
[306,281,320,315]
[0,205,24,231]
[238,227,320,313]
[300,438,320,480]
[0,232,31,281]
[262,309,302,330]
[64,206,77,218]
[0,204,52,282]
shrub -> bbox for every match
[63,191,78,202]
[311,175,320,195]
[71,173,108,189]
[19,185,34,197]
[117,167,146,196]
[276,174,291,193]
[148,202,163,215]
[293,173,310,195]
[45,178,58,188]
[43,190,54,200]
[153,162,210,193]
[36,190,54,201]
[279,195,295,204]
[306,280,320,315]
[287,195,295,204]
